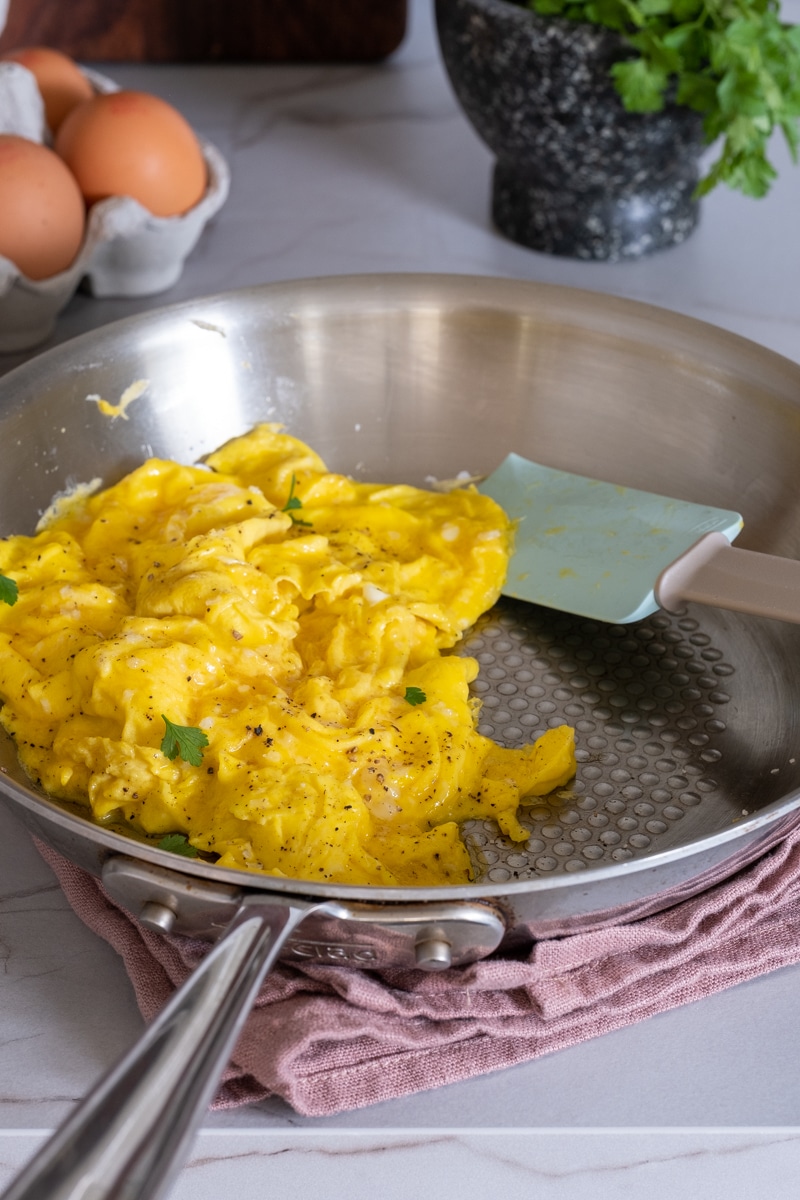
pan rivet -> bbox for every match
[414,931,452,971]
[139,900,177,934]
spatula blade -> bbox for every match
[480,454,743,624]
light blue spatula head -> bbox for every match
[479,454,743,624]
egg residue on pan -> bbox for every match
[0,424,576,886]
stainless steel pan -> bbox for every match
[3,274,800,1200]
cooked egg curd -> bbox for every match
[0,425,575,886]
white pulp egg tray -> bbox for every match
[0,61,230,352]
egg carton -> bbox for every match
[0,62,230,353]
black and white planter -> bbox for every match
[435,0,707,260]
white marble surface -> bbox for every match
[2,1,800,1195]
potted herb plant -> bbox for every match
[435,0,800,260]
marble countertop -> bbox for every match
[2,2,800,1196]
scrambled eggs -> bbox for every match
[0,424,575,885]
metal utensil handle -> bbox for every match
[1,896,314,1200]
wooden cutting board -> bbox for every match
[0,0,407,62]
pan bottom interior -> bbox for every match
[457,598,800,885]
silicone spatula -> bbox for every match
[479,453,800,625]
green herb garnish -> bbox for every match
[157,833,199,858]
[281,474,312,526]
[525,0,800,198]
[0,573,18,606]
[404,686,427,706]
[160,715,209,766]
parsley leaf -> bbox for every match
[404,686,427,706]
[0,574,18,606]
[160,715,209,766]
[523,0,800,197]
[611,58,669,111]
[157,833,199,858]
[281,474,312,527]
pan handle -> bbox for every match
[1,895,317,1200]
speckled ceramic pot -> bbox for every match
[435,0,707,260]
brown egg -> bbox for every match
[0,46,94,133]
[0,134,86,280]
[55,90,208,218]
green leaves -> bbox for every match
[0,574,18,606]
[157,833,199,858]
[524,0,800,197]
[637,0,673,16]
[675,72,717,113]
[404,686,427,706]
[611,58,669,110]
[160,715,209,767]
[281,474,312,527]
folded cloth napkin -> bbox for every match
[37,823,800,1117]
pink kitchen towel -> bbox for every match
[38,824,800,1117]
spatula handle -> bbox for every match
[656,532,800,624]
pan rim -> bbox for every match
[2,271,799,400]
[7,774,800,903]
